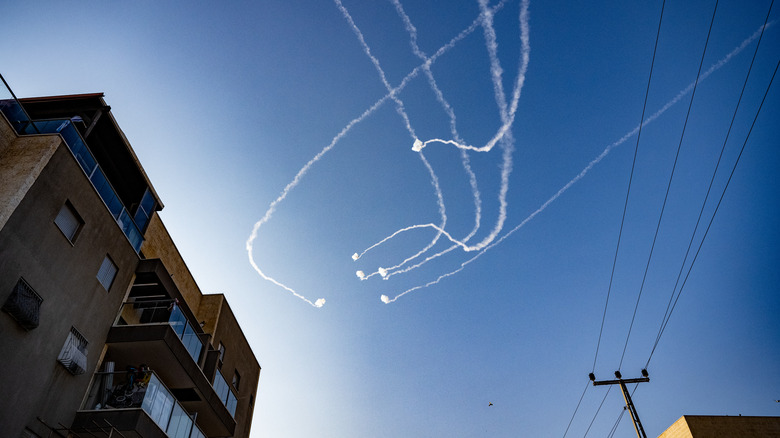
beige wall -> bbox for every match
[659,415,780,438]
[141,214,205,316]
[205,295,262,438]
[0,114,62,230]
[140,211,261,438]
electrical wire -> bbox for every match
[618,0,720,370]
[583,386,612,438]
[606,407,626,438]
[647,56,779,367]
[646,1,777,369]
[562,379,591,438]
[592,0,667,374]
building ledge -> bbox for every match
[73,409,165,438]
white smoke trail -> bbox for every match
[392,0,486,252]
[356,0,532,277]
[380,22,771,303]
[368,0,533,283]
[246,0,494,306]
[335,0,452,279]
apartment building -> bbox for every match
[0,78,260,438]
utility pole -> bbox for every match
[589,369,650,438]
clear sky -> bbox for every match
[2,1,779,436]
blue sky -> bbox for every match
[2,0,779,436]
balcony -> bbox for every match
[19,117,145,251]
[102,260,235,436]
[117,299,204,363]
[1,76,159,253]
[75,369,206,438]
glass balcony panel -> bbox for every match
[140,188,156,214]
[58,122,97,175]
[182,322,203,363]
[115,301,205,365]
[82,370,208,438]
[167,403,194,438]
[169,303,187,336]
[117,301,170,325]
[226,391,237,417]
[12,116,144,253]
[133,207,151,234]
[213,370,238,417]
[90,168,123,218]
[118,208,144,251]
[0,98,32,133]
[142,374,174,429]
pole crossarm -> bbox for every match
[588,370,650,438]
[592,377,649,386]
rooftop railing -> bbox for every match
[82,369,206,438]
[0,74,145,252]
[116,299,204,364]
[21,118,144,251]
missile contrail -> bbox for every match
[245,0,504,306]
[353,0,531,280]
[379,21,772,304]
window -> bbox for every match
[217,342,226,367]
[58,327,88,375]
[232,370,241,391]
[2,278,43,331]
[54,201,83,242]
[97,255,117,291]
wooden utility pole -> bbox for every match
[589,370,650,438]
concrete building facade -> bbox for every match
[658,415,780,438]
[0,80,260,438]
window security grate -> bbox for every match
[2,278,43,331]
[58,327,88,375]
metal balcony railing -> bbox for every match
[82,369,206,438]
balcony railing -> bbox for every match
[82,370,206,438]
[117,300,204,363]
[21,118,144,251]
[0,74,146,252]
[213,370,238,417]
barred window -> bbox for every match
[54,201,83,242]
[58,327,88,375]
[97,256,117,291]
[2,278,43,331]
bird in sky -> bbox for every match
[489,402,493,407]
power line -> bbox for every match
[618,0,720,370]
[562,379,591,438]
[592,0,667,374]
[646,1,777,369]
[583,385,612,438]
[606,407,626,438]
